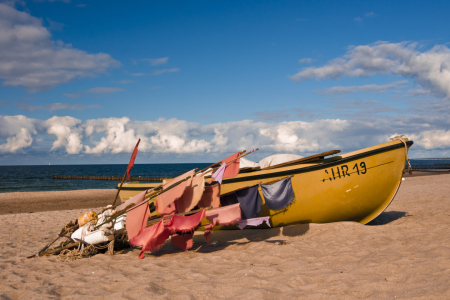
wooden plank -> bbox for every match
[261,150,341,170]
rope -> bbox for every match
[390,135,412,174]
[58,245,97,262]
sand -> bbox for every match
[0,174,449,299]
[0,189,116,215]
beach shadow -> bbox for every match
[366,211,410,226]
[282,223,310,237]
[149,226,283,256]
[149,223,312,256]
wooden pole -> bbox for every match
[146,206,213,226]
[112,139,140,207]
[111,173,127,207]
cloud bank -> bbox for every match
[1,115,450,158]
[0,3,120,92]
[290,42,450,98]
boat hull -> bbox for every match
[220,139,412,225]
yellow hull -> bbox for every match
[117,182,162,203]
[119,139,412,225]
[221,139,412,225]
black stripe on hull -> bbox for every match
[222,141,414,184]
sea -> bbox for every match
[0,159,449,193]
[0,163,211,193]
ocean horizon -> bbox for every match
[0,159,449,193]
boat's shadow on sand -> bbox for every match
[146,211,409,257]
[366,210,411,226]
[148,223,311,257]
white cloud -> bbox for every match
[63,87,125,98]
[152,68,180,75]
[142,57,169,66]
[84,117,138,154]
[409,130,450,150]
[14,102,100,111]
[290,42,450,98]
[1,114,450,158]
[45,116,83,154]
[298,58,315,64]
[0,115,37,153]
[0,3,120,92]
[316,80,408,95]
[406,88,432,97]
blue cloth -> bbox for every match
[260,177,295,210]
[220,185,262,220]
[235,185,261,220]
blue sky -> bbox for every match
[1,0,450,165]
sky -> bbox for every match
[1,0,450,165]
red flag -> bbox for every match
[126,139,140,178]
[222,152,241,178]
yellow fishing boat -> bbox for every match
[118,138,413,225]
[221,138,412,225]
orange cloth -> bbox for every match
[198,183,221,209]
[222,152,240,179]
[176,174,205,213]
[156,170,194,214]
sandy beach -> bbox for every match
[0,189,116,215]
[0,173,449,299]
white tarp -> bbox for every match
[258,154,303,169]
[238,154,304,169]
[239,157,260,169]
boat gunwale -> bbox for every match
[222,140,414,184]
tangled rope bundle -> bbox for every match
[58,245,97,262]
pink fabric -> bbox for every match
[129,220,171,259]
[237,217,271,230]
[171,233,194,251]
[205,203,241,226]
[212,163,226,184]
[160,201,177,217]
[203,223,215,244]
[116,189,150,211]
[176,174,205,213]
[167,209,206,234]
[125,200,150,240]
[222,152,240,179]
[197,183,220,209]
[203,204,241,244]
[156,170,194,214]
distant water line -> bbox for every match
[1,160,449,193]
[0,163,211,193]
